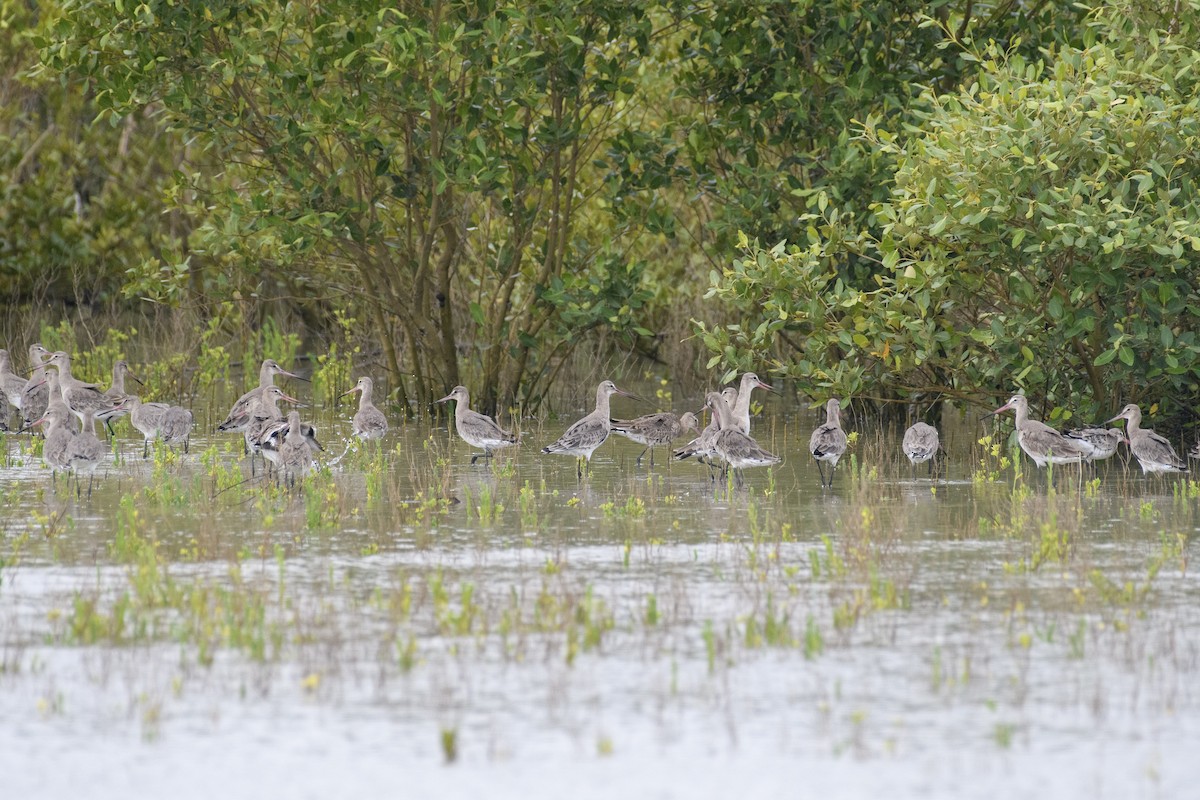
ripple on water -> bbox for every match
[0,408,1198,797]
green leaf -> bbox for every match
[1094,349,1118,366]
[1118,346,1134,366]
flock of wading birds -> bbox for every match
[0,344,1195,495]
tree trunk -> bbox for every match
[436,211,460,393]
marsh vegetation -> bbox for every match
[5,1,1200,793]
[1,375,1197,797]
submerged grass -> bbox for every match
[1,386,1198,773]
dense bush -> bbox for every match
[697,4,1200,429]
[19,0,1188,422]
[0,0,177,317]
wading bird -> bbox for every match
[20,344,51,428]
[128,396,195,458]
[902,421,940,477]
[674,387,738,479]
[0,349,27,424]
[66,406,123,499]
[437,385,518,464]
[43,351,125,435]
[989,395,1088,472]
[809,398,848,489]
[217,359,304,436]
[706,391,780,488]
[260,411,323,470]
[1105,404,1187,474]
[541,380,637,478]
[1064,426,1125,464]
[610,411,698,466]
[729,372,774,435]
[244,385,302,474]
[35,403,75,480]
[340,376,388,441]
[276,410,318,488]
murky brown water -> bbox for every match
[1,398,1198,798]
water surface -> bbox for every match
[1,403,1197,798]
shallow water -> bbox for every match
[1,402,1199,798]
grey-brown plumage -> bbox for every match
[129,396,167,457]
[244,385,299,458]
[67,407,117,498]
[44,351,125,431]
[990,394,1087,468]
[104,360,140,398]
[674,387,738,470]
[610,411,698,466]
[37,404,75,474]
[217,359,303,433]
[129,396,195,458]
[541,380,637,477]
[1064,427,1125,463]
[340,376,388,441]
[1105,404,1186,474]
[903,421,940,476]
[260,414,323,468]
[437,385,518,464]
[0,349,27,416]
[67,409,108,472]
[277,411,317,487]
[43,372,80,434]
[729,372,774,435]
[160,406,194,450]
[705,392,779,487]
[21,344,51,427]
[1190,441,1200,461]
[809,398,849,488]
[98,359,140,434]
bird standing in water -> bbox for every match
[1106,404,1187,475]
[541,380,638,478]
[705,392,780,488]
[989,395,1088,469]
[437,385,519,464]
[610,411,698,466]
[340,376,389,441]
[809,398,848,489]
[902,421,940,478]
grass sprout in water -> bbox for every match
[0,401,1197,798]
